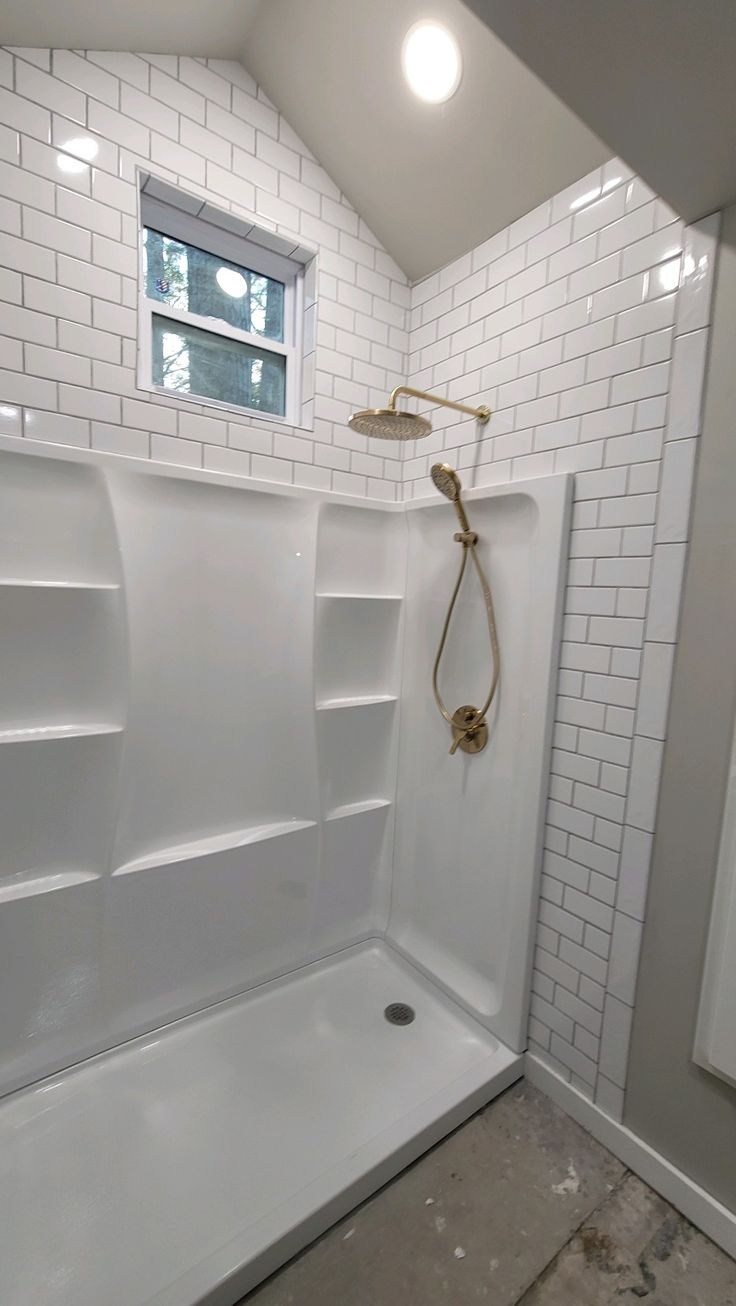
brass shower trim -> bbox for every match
[348,386,491,440]
[431,463,500,756]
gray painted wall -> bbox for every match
[625,203,736,1211]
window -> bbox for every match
[138,181,309,424]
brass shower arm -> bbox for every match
[388,386,491,425]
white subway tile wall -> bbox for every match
[0,47,719,1116]
[0,47,409,499]
[405,178,718,1115]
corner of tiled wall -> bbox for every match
[402,167,720,1117]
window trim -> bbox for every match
[138,194,305,426]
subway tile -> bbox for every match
[573,186,626,240]
[655,438,697,542]
[599,995,634,1089]
[622,225,684,278]
[23,408,89,446]
[150,432,203,468]
[16,60,85,123]
[635,644,675,742]
[666,328,708,440]
[58,320,120,364]
[92,423,149,457]
[52,50,119,107]
[615,293,676,342]
[559,938,608,986]
[626,735,664,832]
[88,100,150,155]
[597,202,655,258]
[646,542,687,641]
[610,361,670,404]
[677,212,720,333]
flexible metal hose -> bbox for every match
[432,529,500,754]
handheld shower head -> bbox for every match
[430,463,462,501]
[431,463,471,533]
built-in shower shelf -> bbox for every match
[325,799,392,822]
[316,694,397,711]
[114,818,318,877]
[0,868,99,904]
[0,578,120,590]
[315,592,403,601]
[0,722,124,743]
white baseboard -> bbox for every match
[526,1053,736,1262]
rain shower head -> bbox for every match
[430,463,462,501]
[348,408,432,440]
[347,386,491,442]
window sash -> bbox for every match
[145,298,292,358]
[138,220,304,424]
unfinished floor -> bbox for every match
[242,1080,736,1305]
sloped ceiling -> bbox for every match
[0,0,610,280]
[241,0,609,280]
[465,0,736,229]
[0,0,264,56]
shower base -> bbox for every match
[1,940,521,1306]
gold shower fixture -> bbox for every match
[348,386,491,441]
[431,463,500,755]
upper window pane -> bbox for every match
[143,228,285,343]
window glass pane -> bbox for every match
[152,315,286,416]
[144,229,285,343]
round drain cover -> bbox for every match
[384,1002,416,1026]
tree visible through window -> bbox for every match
[142,228,291,417]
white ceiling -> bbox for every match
[241,0,609,281]
[0,0,264,56]
[466,0,736,230]
[0,0,611,280]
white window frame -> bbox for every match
[138,192,305,426]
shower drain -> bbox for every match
[384,1002,416,1026]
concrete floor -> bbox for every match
[242,1081,736,1305]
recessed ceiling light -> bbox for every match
[402,21,462,104]
[216,267,248,298]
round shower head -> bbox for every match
[431,462,462,501]
[348,407,432,441]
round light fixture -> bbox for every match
[402,21,462,104]
[216,267,248,298]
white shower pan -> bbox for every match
[0,436,571,1306]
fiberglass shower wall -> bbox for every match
[0,446,407,1094]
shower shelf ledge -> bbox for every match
[315,591,403,601]
[0,722,124,743]
[113,818,317,877]
[0,868,99,904]
[0,578,120,590]
[325,799,392,822]
[316,694,397,711]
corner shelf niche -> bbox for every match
[315,596,401,706]
[0,585,125,735]
[0,447,126,898]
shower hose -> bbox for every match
[432,528,500,754]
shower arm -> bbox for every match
[388,386,491,426]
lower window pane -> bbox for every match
[152,315,286,416]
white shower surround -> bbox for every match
[0,45,719,1117]
[0,438,570,1303]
